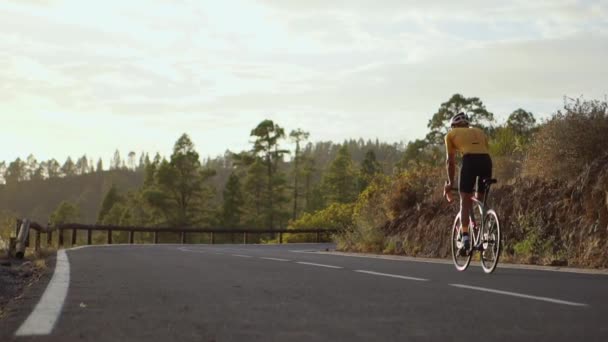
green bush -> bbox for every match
[286,202,354,243]
[333,176,391,252]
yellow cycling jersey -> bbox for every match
[445,127,490,155]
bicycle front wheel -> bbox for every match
[480,209,501,274]
[451,214,472,271]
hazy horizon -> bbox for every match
[2,0,607,163]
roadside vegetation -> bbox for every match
[1,95,606,267]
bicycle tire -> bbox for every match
[451,214,472,271]
[480,209,501,274]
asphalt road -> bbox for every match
[2,243,608,341]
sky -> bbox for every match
[1,0,607,164]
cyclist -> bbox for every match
[443,112,492,255]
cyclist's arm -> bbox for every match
[445,134,456,186]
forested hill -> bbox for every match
[0,138,405,226]
[0,170,143,224]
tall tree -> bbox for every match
[75,155,89,175]
[26,154,38,180]
[61,157,76,177]
[221,173,244,228]
[5,158,26,185]
[289,129,310,220]
[89,158,95,173]
[97,184,122,223]
[242,157,266,227]
[96,158,104,173]
[250,120,288,230]
[302,155,317,212]
[358,150,382,191]
[110,150,122,170]
[47,159,61,178]
[144,134,215,227]
[0,161,6,184]
[322,145,358,204]
[507,109,536,135]
[128,151,136,170]
[426,94,494,144]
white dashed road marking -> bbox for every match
[354,270,429,282]
[16,250,70,336]
[296,262,343,269]
[260,257,290,262]
[232,254,253,258]
[450,284,589,307]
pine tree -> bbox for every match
[47,159,61,178]
[250,120,289,230]
[96,158,104,173]
[61,157,77,177]
[110,150,121,170]
[243,157,266,228]
[322,145,357,204]
[5,158,26,185]
[98,184,122,223]
[144,134,216,227]
[358,150,382,191]
[222,173,244,228]
[289,129,310,220]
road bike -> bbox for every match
[444,178,501,274]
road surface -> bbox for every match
[2,243,607,341]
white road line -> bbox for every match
[16,250,70,336]
[296,262,343,269]
[178,247,205,253]
[450,284,589,307]
[260,257,290,262]
[232,254,253,258]
[354,270,429,282]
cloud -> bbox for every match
[0,0,606,161]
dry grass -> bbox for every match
[524,99,608,180]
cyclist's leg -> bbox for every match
[474,154,493,202]
[459,155,476,235]
[459,191,473,232]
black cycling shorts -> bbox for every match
[459,154,492,193]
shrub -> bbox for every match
[286,202,354,243]
[388,164,443,218]
[524,98,608,180]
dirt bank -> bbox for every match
[383,153,608,268]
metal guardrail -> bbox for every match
[11,219,338,258]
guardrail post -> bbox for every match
[107,230,113,245]
[129,231,134,244]
[243,232,248,244]
[316,231,320,243]
[279,232,283,244]
[87,229,92,245]
[35,229,41,255]
[47,230,53,247]
[71,228,78,246]
[154,231,159,244]
[180,232,186,244]
[15,219,31,259]
[211,232,215,244]
[58,228,64,248]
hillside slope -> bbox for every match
[384,152,608,268]
[0,171,143,224]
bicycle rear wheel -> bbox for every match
[451,214,472,271]
[480,209,501,274]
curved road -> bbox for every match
[2,243,607,341]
